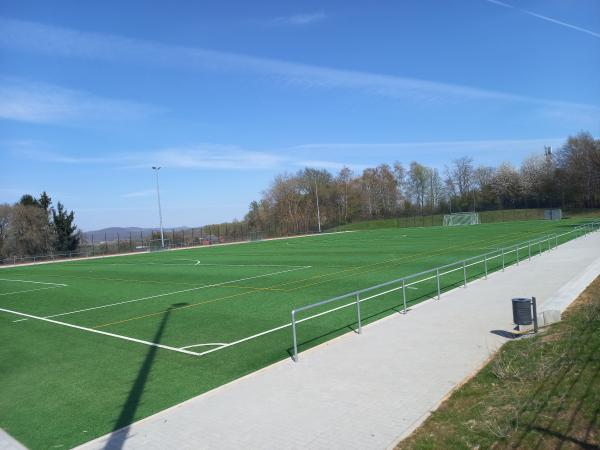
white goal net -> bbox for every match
[443,212,480,226]
[544,209,562,220]
[247,231,264,242]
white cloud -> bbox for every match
[154,146,286,170]
[271,13,327,26]
[1,17,598,114]
[7,137,568,174]
[121,189,156,198]
[485,0,600,39]
[0,78,160,124]
[293,159,366,172]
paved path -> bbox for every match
[0,429,26,450]
[77,231,600,450]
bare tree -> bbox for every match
[0,204,12,257]
[493,163,522,208]
[4,204,51,257]
[408,162,429,213]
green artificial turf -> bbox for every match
[0,219,595,448]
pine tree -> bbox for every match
[38,191,52,213]
[52,202,80,252]
[19,194,39,207]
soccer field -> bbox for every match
[0,219,594,448]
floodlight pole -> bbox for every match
[152,166,165,248]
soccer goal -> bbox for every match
[443,212,480,226]
[247,231,263,242]
[148,239,171,251]
[544,209,562,220]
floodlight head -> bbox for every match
[152,166,161,170]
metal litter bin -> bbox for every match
[512,298,532,325]
[511,297,538,332]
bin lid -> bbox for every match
[512,298,531,303]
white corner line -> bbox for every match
[180,342,228,350]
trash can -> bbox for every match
[512,298,532,325]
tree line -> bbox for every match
[245,132,600,233]
[0,192,80,259]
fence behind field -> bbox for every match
[0,224,316,266]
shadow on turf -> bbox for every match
[102,302,188,450]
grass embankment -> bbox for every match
[397,276,600,450]
[334,208,600,231]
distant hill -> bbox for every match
[83,227,190,243]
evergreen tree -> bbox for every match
[38,191,52,213]
[52,202,80,252]
[19,194,39,207]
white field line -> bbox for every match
[0,278,67,286]
[13,266,310,323]
[0,286,63,297]
[89,261,312,269]
[184,232,579,358]
[185,262,312,268]
[180,342,228,349]
[0,307,200,356]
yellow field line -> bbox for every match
[94,290,254,329]
[219,285,286,292]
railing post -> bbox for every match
[355,293,362,334]
[538,241,541,256]
[402,279,407,314]
[483,255,487,280]
[463,261,467,287]
[517,245,520,265]
[291,311,299,362]
[555,234,558,248]
[436,268,441,300]
[501,248,505,271]
[528,241,531,261]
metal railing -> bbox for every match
[290,222,600,361]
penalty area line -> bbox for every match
[0,307,200,356]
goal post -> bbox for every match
[443,212,480,226]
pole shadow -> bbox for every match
[102,302,188,450]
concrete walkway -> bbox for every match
[0,429,26,450]
[77,231,600,450]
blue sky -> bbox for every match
[1,0,599,230]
